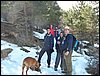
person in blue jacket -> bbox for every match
[38,27,54,68]
[61,26,74,75]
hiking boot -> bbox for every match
[54,68,57,71]
[67,72,72,75]
[61,68,63,70]
[47,65,50,68]
[61,71,67,73]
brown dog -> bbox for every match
[22,57,41,75]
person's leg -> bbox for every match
[64,53,72,75]
[67,53,72,75]
[60,52,64,70]
[54,52,60,71]
[62,51,67,73]
[47,51,51,67]
[38,49,45,64]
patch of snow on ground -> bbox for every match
[1,30,91,75]
[1,40,90,75]
[94,43,99,48]
[33,29,47,39]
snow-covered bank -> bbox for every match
[1,29,91,75]
[33,29,47,39]
[1,40,91,75]
[94,43,99,48]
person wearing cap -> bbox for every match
[61,26,73,75]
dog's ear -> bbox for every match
[39,63,41,66]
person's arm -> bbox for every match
[57,37,61,45]
[67,35,73,52]
[52,36,54,47]
[44,34,47,42]
[50,25,52,29]
[51,35,54,48]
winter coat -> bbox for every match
[61,34,73,52]
[55,30,59,40]
[54,29,61,40]
[56,36,65,53]
[42,33,54,53]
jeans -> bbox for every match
[38,49,52,66]
[54,52,64,69]
[62,51,72,75]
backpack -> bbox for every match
[72,35,79,52]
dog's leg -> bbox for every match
[22,64,25,75]
[26,67,29,75]
[39,69,42,73]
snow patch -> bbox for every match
[94,43,99,48]
[33,29,47,39]
[1,30,91,75]
[1,40,90,75]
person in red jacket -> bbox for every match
[50,25,55,37]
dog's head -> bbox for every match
[30,61,41,73]
[35,61,41,72]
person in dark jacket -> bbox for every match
[38,27,54,68]
[61,26,74,75]
[54,26,61,41]
[54,32,65,71]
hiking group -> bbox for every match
[38,24,79,75]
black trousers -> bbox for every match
[38,49,52,65]
[54,52,64,69]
